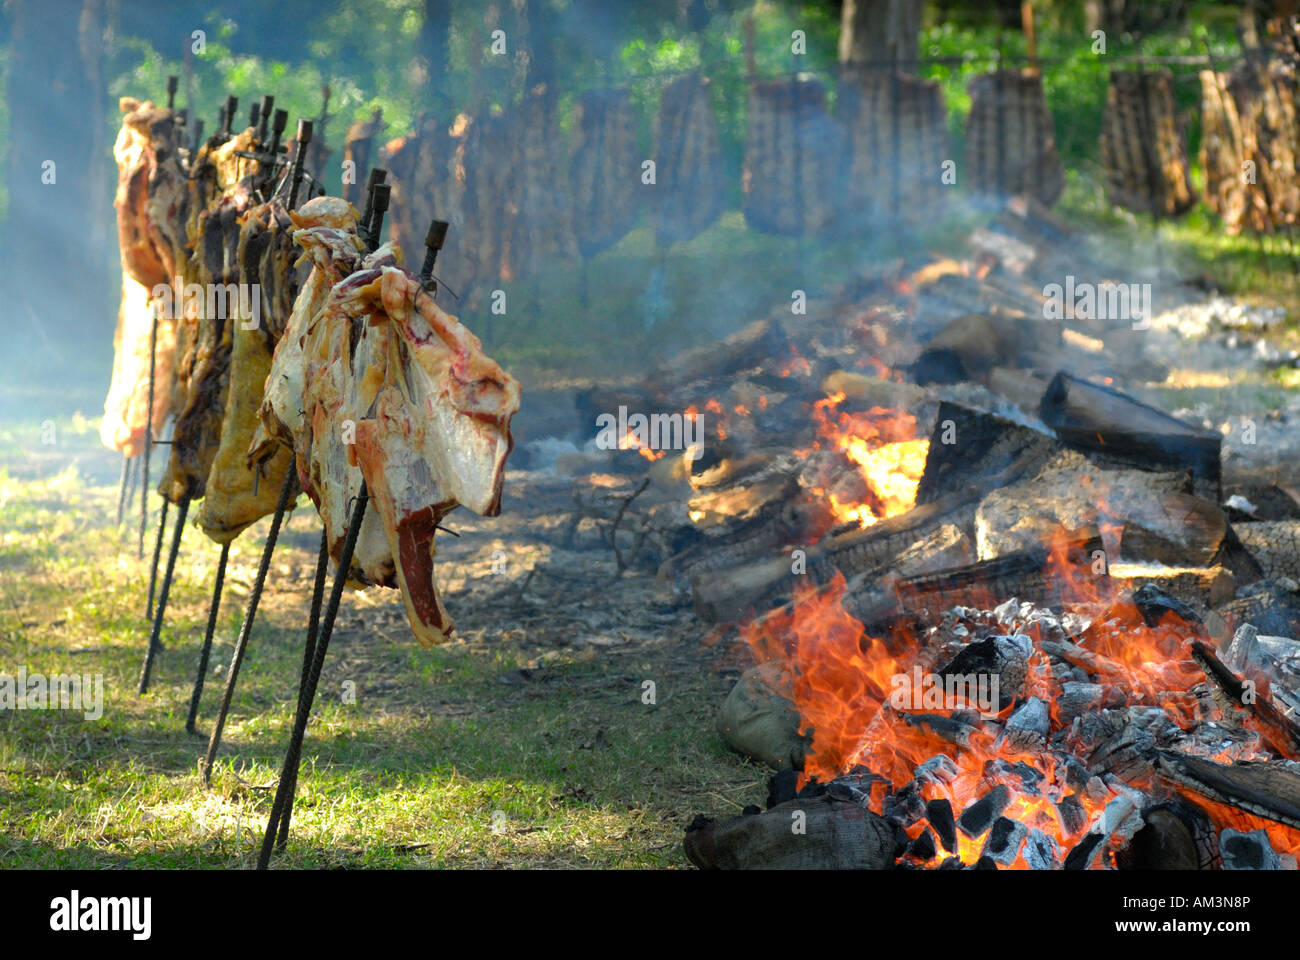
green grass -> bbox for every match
[0,438,766,869]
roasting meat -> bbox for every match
[298,246,520,644]
[158,131,260,503]
[839,71,950,227]
[99,273,178,457]
[964,70,1064,207]
[653,73,726,247]
[114,98,186,289]
[743,78,841,237]
[196,200,308,542]
[1100,70,1194,217]
[249,195,365,470]
[103,98,187,457]
[571,88,641,258]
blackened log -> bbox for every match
[1155,753,1300,830]
[1189,640,1300,760]
[683,796,898,870]
[1039,371,1222,500]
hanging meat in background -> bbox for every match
[102,98,188,457]
[100,275,177,458]
[653,72,727,248]
[570,87,641,259]
[196,200,308,543]
[505,85,578,279]
[342,109,385,208]
[1099,69,1194,217]
[1200,62,1300,234]
[965,70,1064,207]
[458,110,516,294]
[839,71,949,228]
[158,130,261,504]
[742,77,842,237]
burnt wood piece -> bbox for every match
[1114,803,1215,870]
[1039,371,1223,501]
[1189,640,1300,760]
[1215,579,1300,639]
[683,796,898,870]
[914,403,1057,507]
[958,784,1012,838]
[925,798,957,853]
[1155,753,1300,830]
[1236,521,1300,581]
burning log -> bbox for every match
[683,796,899,870]
[1236,521,1300,581]
[964,70,1064,206]
[910,313,1043,386]
[1189,640,1300,760]
[1039,371,1223,501]
[1155,753,1300,831]
[1100,70,1195,218]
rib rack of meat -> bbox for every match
[964,70,1064,207]
[1100,69,1195,218]
[158,129,261,504]
[743,77,841,237]
[839,71,950,228]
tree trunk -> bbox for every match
[420,0,453,115]
[838,0,922,73]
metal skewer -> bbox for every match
[139,495,189,694]
[186,540,230,735]
[202,471,296,783]
[259,483,368,868]
[287,118,313,209]
[146,496,169,620]
[166,75,178,110]
[258,95,274,142]
[266,219,447,861]
[115,454,131,527]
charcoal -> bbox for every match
[899,712,978,749]
[1132,583,1202,628]
[1024,828,1061,870]
[908,827,937,861]
[1219,827,1284,870]
[938,856,963,870]
[1057,793,1087,835]
[958,784,1012,838]
[925,798,957,853]
[971,855,999,870]
[742,804,762,816]
[1114,807,1199,870]
[766,768,799,809]
[981,816,1028,865]
[883,781,926,828]
[1223,622,1261,673]
[914,754,959,786]
[984,758,1044,796]
[1064,831,1106,871]
[999,697,1050,750]
[1057,681,1108,723]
